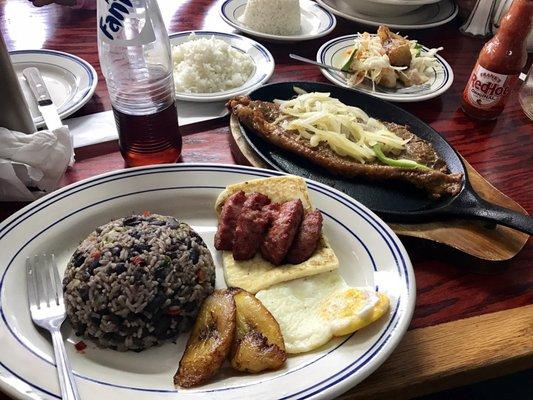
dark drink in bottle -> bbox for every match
[114,103,182,166]
[97,0,181,167]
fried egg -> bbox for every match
[255,271,389,354]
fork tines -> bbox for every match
[26,254,63,311]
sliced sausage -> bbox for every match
[262,203,280,223]
[260,199,304,266]
[214,191,246,250]
[232,210,270,260]
[286,210,323,264]
[242,192,270,210]
[231,192,271,260]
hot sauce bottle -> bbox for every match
[461,0,533,120]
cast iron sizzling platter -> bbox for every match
[237,82,532,234]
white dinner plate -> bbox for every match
[341,0,441,18]
[317,0,458,29]
[10,49,98,129]
[220,0,337,42]
[317,34,454,102]
[0,164,415,400]
[169,31,274,102]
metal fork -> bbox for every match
[26,254,81,400]
[289,54,435,95]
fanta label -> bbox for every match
[98,0,155,46]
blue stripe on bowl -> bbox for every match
[168,31,273,96]
[0,187,397,392]
[318,36,450,97]
[3,188,387,394]
[318,0,457,29]
[0,165,411,399]
[9,49,96,118]
[221,0,336,36]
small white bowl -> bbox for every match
[343,0,440,17]
[317,34,454,102]
[220,0,337,42]
[169,31,274,102]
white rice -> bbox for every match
[172,33,254,94]
[239,0,301,36]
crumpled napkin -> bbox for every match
[0,126,74,201]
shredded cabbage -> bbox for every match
[343,31,443,89]
[273,92,409,163]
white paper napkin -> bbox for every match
[0,126,74,201]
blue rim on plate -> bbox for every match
[169,31,275,102]
[317,34,454,102]
[316,0,458,29]
[9,49,98,127]
[0,164,414,400]
[220,0,337,42]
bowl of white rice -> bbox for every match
[238,0,301,36]
[219,0,336,42]
[170,31,275,102]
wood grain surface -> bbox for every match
[0,0,531,335]
[341,305,533,399]
[229,114,530,261]
[0,0,532,399]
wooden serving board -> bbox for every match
[229,115,530,261]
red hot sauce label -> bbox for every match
[463,63,516,109]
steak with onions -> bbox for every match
[227,96,463,199]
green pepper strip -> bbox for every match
[341,47,357,72]
[414,43,423,57]
[373,144,431,171]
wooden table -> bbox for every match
[0,0,531,399]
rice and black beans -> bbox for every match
[63,213,215,352]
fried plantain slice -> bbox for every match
[174,290,236,387]
[230,289,286,373]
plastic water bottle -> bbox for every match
[97,0,182,167]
